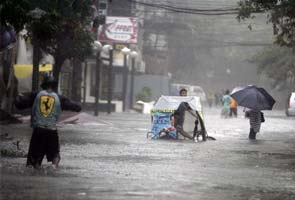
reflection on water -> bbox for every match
[1,111,295,199]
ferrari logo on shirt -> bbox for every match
[40,95,55,117]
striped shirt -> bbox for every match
[249,110,261,133]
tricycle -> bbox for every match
[147,96,215,141]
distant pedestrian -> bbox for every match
[221,89,231,118]
[207,92,214,107]
[245,109,262,140]
[26,76,81,169]
[214,92,220,106]
[230,97,238,117]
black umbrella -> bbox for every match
[231,85,276,110]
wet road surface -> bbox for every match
[1,108,295,200]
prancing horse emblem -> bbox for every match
[40,95,55,117]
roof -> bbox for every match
[153,95,202,111]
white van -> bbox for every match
[286,92,295,116]
[170,83,207,102]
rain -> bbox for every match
[1,0,295,200]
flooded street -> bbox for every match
[2,0,295,199]
[1,108,295,200]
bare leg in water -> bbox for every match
[52,154,61,168]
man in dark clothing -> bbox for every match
[15,77,81,169]
[174,102,194,139]
[27,77,62,169]
[174,88,209,141]
[173,88,195,139]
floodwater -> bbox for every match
[1,108,295,200]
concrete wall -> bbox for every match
[127,74,170,105]
[82,60,170,111]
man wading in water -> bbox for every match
[26,77,81,169]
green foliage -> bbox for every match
[0,0,30,32]
[1,0,95,77]
[136,87,152,102]
[237,0,295,48]
[238,1,295,89]
[30,0,94,59]
[250,45,295,89]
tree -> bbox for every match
[238,1,295,90]
[1,0,94,87]
[28,0,94,85]
[1,0,30,114]
[0,0,30,32]
[0,0,95,116]
[136,87,152,102]
[250,45,295,90]
[237,0,295,48]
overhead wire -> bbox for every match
[143,42,271,49]
[128,0,241,15]
[132,0,239,11]
[120,1,271,48]
[134,0,239,8]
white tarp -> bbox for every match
[153,96,202,112]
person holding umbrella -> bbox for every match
[231,85,275,140]
[245,109,261,139]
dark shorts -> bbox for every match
[26,127,60,167]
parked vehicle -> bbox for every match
[170,83,207,102]
[286,92,295,116]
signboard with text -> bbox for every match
[98,16,138,44]
[151,112,177,139]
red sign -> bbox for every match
[99,16,138,44]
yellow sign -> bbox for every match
[40,95,55,117]
[114,44,125,50]
[14,64,53,78]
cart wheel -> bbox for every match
[201,130,207,141]
[147,131,154,139]
[193,130,206,142]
